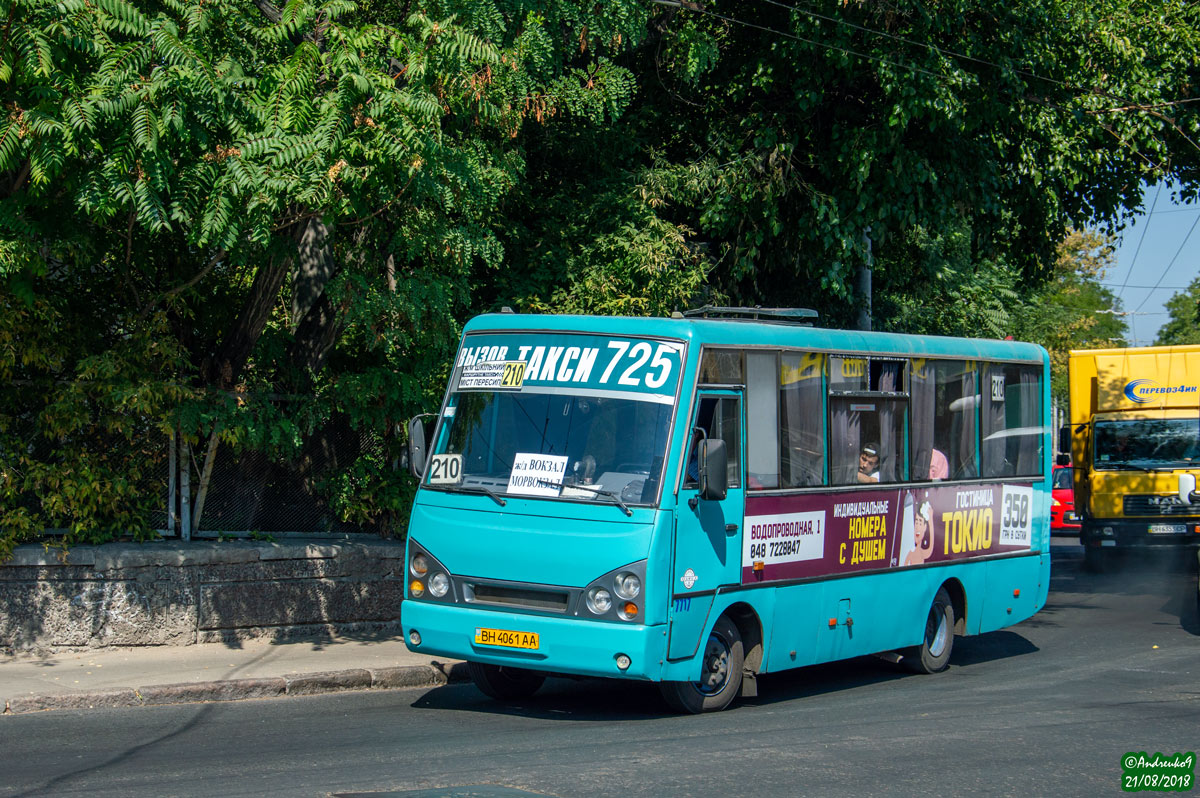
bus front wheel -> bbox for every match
[659,616,744,713]
[903,587,954,674]
[467,661,546,701]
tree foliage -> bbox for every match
[2,0,1199,551]
[1156,276,1200,346]
[1010,228,1127,402]
[1,0,651,551]
[493,0,1200,329]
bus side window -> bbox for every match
[829,357,906,485]
[780,352,826,486]
[746,352,780,489]
[913,359,977,482]
[685,396,742,489]
[982,364,1042,477]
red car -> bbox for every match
[1051,464,1081,534]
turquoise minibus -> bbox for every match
[402,308,1051,712]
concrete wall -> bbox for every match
[0,539,407,654]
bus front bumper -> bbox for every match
[402,600,668,682]
[1081,519,1200,548]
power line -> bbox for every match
[750,0,1200,116]
[1101,283,1193,290]
[1132,210,1200,314]
[1116,183,1160,302]
[654,0,1200,161]
[652,0,948,82]
[753,0,1074,92]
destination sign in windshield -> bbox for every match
[454,333,685,402]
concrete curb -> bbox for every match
[2,661,470,715]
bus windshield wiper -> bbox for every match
[537,479,633,517]
[454,485,507,506]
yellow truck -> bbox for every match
[1066,345,1200,570]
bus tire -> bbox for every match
[467,661,546,701]
[903,587,954,674]
[659,616,744,713]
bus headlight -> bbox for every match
[586,587,613,615]
[406,542,455,603]
[614,572,641,600]
[577,560,646,622]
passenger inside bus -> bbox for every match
[857,444,881,483]
[929,448,949,480]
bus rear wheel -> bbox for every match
[903,587,954,674]
[467,661,546,701]
[659,616,744,713]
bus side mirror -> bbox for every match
[407,413,436,479]
[1179,473,1197,505]
[699,438,728,501]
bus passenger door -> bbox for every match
[667,391,746,660]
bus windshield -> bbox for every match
[430,388,674,507]
[1094,418,1200,470]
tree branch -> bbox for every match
[1087,97,1200,115]
[137,248,227,321]
[8,160,31,198]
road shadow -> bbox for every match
[411,627,1039,720]
[410,676,676,721]
[1049,543,1199,634]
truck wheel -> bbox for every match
[659,616,744,713]
[903,587,954,674]
[467,661,545,701]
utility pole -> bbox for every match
[856,228,873,332]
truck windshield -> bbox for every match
[428,389,674,507]
[1094,418,1200,470]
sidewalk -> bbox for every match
[1,635,467,715]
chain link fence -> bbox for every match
[162,421,388,537]
[3,386,394,538]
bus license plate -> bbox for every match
[475,627,539,650]
[1148,524,1185,535]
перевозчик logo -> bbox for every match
[1124,379,1198,404]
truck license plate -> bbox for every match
[474,627,539,650]
[1148,524,1185,534]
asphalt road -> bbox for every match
[2,543,1196,798]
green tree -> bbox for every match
[494,0,1200,330]
[1156,276,1200,346]
[6,0,1200,551]
[1010,228,1127,403]
[0,0,650,550]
